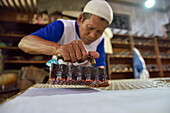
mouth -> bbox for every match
[84,38,92,44]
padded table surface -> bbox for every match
[0,78,170,113]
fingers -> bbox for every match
[59,45,70,61]
[60,44,77,62]
[89,51,100,59]
[72,41,83,61]
[67,43,76,62]
[59,41,85,63]
[77,40,88,61]
[59,40,92,63]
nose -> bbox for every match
[89,30,96,38]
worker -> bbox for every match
[18,0,113,68]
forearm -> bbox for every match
[18,35,62,55]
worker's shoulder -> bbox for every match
[49,19,75,29]
[56,19,76,29]
[57,19,76,24]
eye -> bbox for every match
[88,27,94,31]
[97,30,103,34]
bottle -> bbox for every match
[75,65,83,85]
[99,68,108,82]
[91,67,100,86]
[83,66,93,86]
[46,55,58,84]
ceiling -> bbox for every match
[0,0,37,13]
[108,0,168,10]
[0,0,169,13]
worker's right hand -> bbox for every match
[56,40,88,63]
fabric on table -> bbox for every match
[0,87,170,113]
[20,88,99,97]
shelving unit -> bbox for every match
[0,31,51,70]
[0,9,51,71]
[0,8,76,72]
[157,38,170,77]
[107,33,170,80]
[107,34,133,79]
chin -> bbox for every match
[82,40,91,45]
[84,42,91,45]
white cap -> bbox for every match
[83,0,113,24]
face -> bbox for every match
[77,14,109,45]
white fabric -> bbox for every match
[140,69,150,79]
[57,19,103,66]
[83,0,113,24]
[0,87,170,113]
[133,48,150,79]
[62,10,82,18]
[104,27,113,54]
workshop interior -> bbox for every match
[0,0,170,113]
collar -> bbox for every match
[75,21,81,39]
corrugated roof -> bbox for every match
[0,0,37,13]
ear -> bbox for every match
[77,13,83,26]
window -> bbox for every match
[109,13,131,30]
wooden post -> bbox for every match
[130,35,134,78]
[106,55,111,80]
[154,38,164,77]
[130,36,134,56]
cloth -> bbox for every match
[0,87,170,113]
[31,19,106,67]
[20,88,99,97]
[83,0,113,24]
[133,48,150,79]
[104,27,113,54]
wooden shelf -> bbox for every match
[0,20,47,34]
[135,43,154,46]
[135,44,154,49]
[113,34,130,38]
[143,56,156,59]
[159,45,170,49]
[112,42,131,48]
[148,69,159,72]
[110,73,134,79]
[0,46,19,50]
[111,41,130,44]
[160,57,170,60]
[163,69,170,72]
[0,33,26,38]
[157,38,170,41]
[111,70,133,73]
[0,20,48,26]
[133,36,154,39]
[134,44,154,50]
[4,60,48,64]
[108,54,133,58]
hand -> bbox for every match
[56,40,87,63]
[56,40,100,63]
